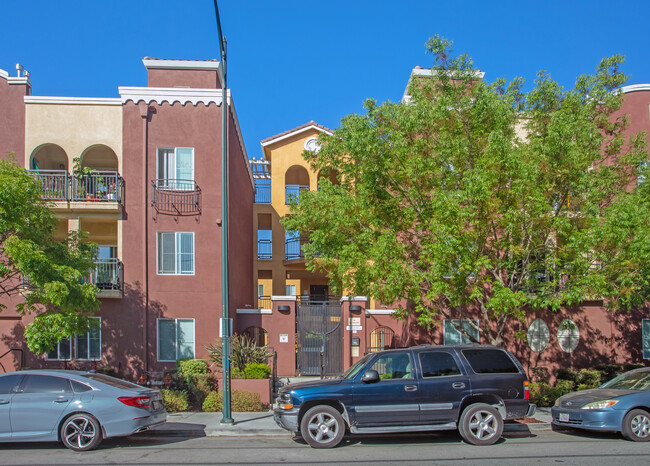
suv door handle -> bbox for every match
[452,382,465,389]
[404,385,418,392]
[53,398,69,403]
[0,400,9,405]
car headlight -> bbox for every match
[580,400,619,410]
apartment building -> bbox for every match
[0,59,254,379]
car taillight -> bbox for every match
[119,396,151,408]
[524,381,530,400]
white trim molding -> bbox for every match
[261,124,333,147]
[619,84,650,94]
[366,309,397,315]
[8,77,30,86]
[119,86,224,106]
[236,308,272,315]
[24,96,121,105]
[0,68,9,80]
[271,295,297,301]
[143,58,220,71]
[340,296,368,302]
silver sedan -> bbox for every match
[0,369,166,451]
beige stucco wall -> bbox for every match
[24,102,123,171]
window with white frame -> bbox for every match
[157,232,194,275]
[258,284,264,298]
[76,317,101,360]
[286,284,296,296]
[157,147,194,190]
[527,319,550,353]
[641,319,650,359]
[557,319,580,353]
[46,338,71,361]
[157,318,195,361]
[444,319,479,345]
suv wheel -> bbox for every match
[300,405,345,449]
[459,403,503,446]
[622,409,650,441]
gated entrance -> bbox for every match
[296,299,342,376]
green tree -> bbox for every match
[282,36,648,346]
[0,157,100,353]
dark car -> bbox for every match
[551,367,650,441]
[274,345,535,448]
[0,370,166,451]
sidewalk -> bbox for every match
[149,407,552,437]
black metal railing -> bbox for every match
[88,258,123,291]
[257,239,272,259]
[285,236,309,260]
[29,169,69,200]
[29,169,124,203]
[72,171,124,202]
[285,184,309,204]
[254,179,271,204]
[151,179,201,216]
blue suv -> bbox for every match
[274,345,535,448]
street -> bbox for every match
[0,429,648,465]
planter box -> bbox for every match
[215,374,272,406]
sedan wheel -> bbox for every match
[459,403,503,446]
[60,413,103,451]
[300,405,345,449]
[622,409,650,442]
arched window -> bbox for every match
[284,165,310,204]
[369,327,395,353]
[243,326,268,347]
[557,319,579,353]
[527,319,550,353]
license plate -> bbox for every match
[559,413,569,422]
[153,400,163,411]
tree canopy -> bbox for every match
[0,158,100,353]
[282,36,649,346]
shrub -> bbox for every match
[176,359,209,378]
[200,390,263,412]
[188,373,218,404]
[202,391,220,412]
[161,389,188,412]
[530,367,550,384]
[576,369,600,389]
[244,363,271,379]
[231,367,245,379]
[206,335,270,373]
[555,368,578,383]
[529,382,553,407]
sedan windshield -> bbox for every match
[341,354,372,379]
[601,371,650,391]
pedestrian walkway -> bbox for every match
[149,407,552,437]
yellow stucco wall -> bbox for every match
[24,102,122,171]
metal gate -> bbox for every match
[297,300,342,376]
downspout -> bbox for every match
[140,103,150,374]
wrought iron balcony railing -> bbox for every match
[29,170,69,201]
[151,179,201,217]
[285,184,309,204]
[254,179,271,204]
[72,171,124,202]
[257,239,272,259]
[285,236,309,260]
[88,258,123,291]
[257,295,272,310]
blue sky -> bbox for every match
[3,1,650,159]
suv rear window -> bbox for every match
[462,349,520,374]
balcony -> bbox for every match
[257,239,272,259]
[254,178,271,204]
[285,185,309,204]
[88,258,123,298]
[29,170,124,207]
[151,179,201,218]
[285,235,309,261]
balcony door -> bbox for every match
[157,148,194,190]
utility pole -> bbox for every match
[213,0,233,425]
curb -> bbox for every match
[145,423,552,438]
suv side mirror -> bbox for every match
[361,370,380,384]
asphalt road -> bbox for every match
[0,429,648,465]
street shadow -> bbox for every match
[234,413,274,424]
[0,433,196,452]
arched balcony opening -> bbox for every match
[29,144,69,200]
[73,145,123,202]
[317,168,340,189]
[284,165,310,204]
[243,326,269,347]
